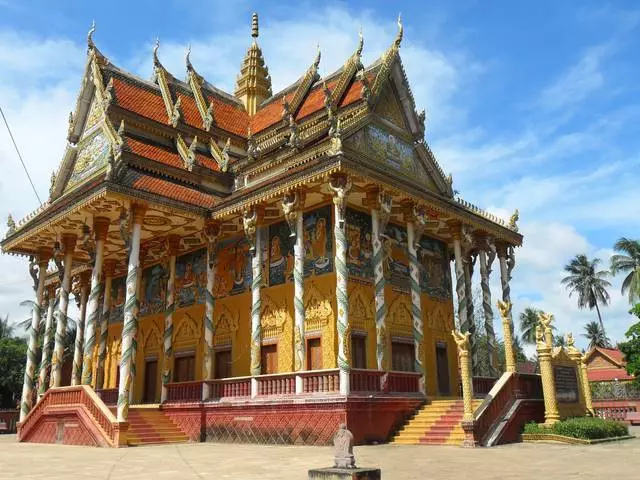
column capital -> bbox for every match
[61,233,77,253]
[93,216,111,242]
[167,234,182,256]
[79,270,92,287]
[45,283,57,299]
[447,220,462,240]
[363,184,380,209]
[131,202,147,225]
[103,258,117,277]
[400,199,416,223]
[495,240,510,257]
[37,246,53,265]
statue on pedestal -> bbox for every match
[333,424,356,469]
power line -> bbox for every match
[0,105,42,205]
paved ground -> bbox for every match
[1,431,639,480]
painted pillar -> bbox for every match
[51,233,77,388]
[129,244,147,404]
[496,241,515,334]
[96,259,116,390]
[282,191,306,393]
[71,271,91,386]
[38,284,57,398]
[463,253,478,374]
[448,222,467,336]
[329,173,351,395]
[367,186,391,373]
[245,206,264,383]
[117,203,145,423]
[161,236,179,403]
[477,233,498,377]
[202,224,219,401]
[81,217,109,385]
[535,314,559,425]
[497,301,517,373]
[406,215,425,395]
[580,355,595,416]
[20,248,51,421]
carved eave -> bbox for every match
[176,134,197,171]
[50,145,78,200]
[210,138,231,173]
[329,33,364,109]
[370,19,403,105]
[153,46,182,127]
[186,52,215,131]
[288,47,321,117]
[415,142,453,197]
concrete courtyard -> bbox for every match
[0,432,638,480]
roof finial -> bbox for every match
[185,44,192,69]
[314,43,321,68]
[87,20,96,49]
[394,13,403,48]
[252,12,259,39]
[153,38,160,65]
[357,28,364,57]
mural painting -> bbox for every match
[175,248,207,307]
[418,236,452,300]
[139,264,167,316]
[109,276,126,323]
[382,223,410,291]
[269,220,294,286]
[303,205,333,278]
[213,235,252,297]
[345,208,373,280]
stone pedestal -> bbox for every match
[309,468,381,480]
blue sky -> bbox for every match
[1,0,639,352]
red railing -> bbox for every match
[300,369,340,393]
[19,385,118,446]
[593,400,639,422]
[206,377,252,399]
[165,381,203,403]
[257,373,295,396]
[473,376,498,398]
[350,369,384,393]
[96,388,118,406]
[514,373,543,399]
[387,371,422,393]
[0,409,18,434]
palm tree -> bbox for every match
[610,238,640,305]
[519,307,544,344]
[583,321,610,349]
[554,335,567,348]
[562,254,611,336]
[0,314,14,339]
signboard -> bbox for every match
[553,365,579,403]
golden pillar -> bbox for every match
[580,355,595,416]
[452,330,474,422]
[566,333,594,416]
[497,300,516,373]
[536,312,559,425]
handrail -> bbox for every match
[165,380,203,403]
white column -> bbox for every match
[293,208,305,394]
[161,239,178,403]
[95,260,115,390]
[51,234,76,388]
[38,285,57,398]
[202,224,219,401]
[82,217,109,385]
[71,272,90,386]
[250,228,263,379]
[117,204,145,423]
[20,250,50,421]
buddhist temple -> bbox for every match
[2,14,529,447]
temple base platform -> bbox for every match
[308,467,382,480]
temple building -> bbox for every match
[2,15,523,447]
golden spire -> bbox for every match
[235,12,272,115]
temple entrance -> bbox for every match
[215,349,232,379]
[436,342,450,396]
[261,344,278,375]
[391,341,415,372]
[143,360,158,403]
[306,338,322,370]
[351,335,367,369]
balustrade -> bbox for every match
[472,376,498,398]
[206,377,252,399]
[350,369,384,393]
[387,371,421,393]
[300,369,340,393]
[256,373,296,396]
[96,388,118,406]
[164,381,203,403]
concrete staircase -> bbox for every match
[126,407,189,446]
[391,398,482,446]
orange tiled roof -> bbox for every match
[178,93,202,129]
[112,77,167,125]
[126,136,220,173]
[296,79,338,120]
[208,95,249,137]
[122,170,214,208]
[250,92,295,133]
[587,367,634,382]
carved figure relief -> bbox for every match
[68,131,111,189]
[175,248,207,307]
[345,208,373,279]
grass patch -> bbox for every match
[524,417,629,440]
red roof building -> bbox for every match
[584,347,634,382]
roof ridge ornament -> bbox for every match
[153,38,161,67]
[395,13,403,49]
[185,44,193,70]
[87,20,96,50]
[357,28,364,57]
[252,12,259,39]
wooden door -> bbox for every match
[351,336,367,369]
[261,344,278,375]
[215,349,232,379]
[436,343,450,396]
[391,342,415,372]
[174,355,195,382]
[306,338,322,370]
[143,360,158,403]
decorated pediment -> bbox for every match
[375,84,409,131]
[215,304,239,335]
[304,282,333,331]
[261,294,289,339]
[388,295,413,337]
[174,313,201,344]
[348,285,374,332]
[143,321,162,351]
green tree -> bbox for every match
[0,330,27,409]
[0,314,14,339]
[583,320,610,349]
[562,254,611,336]
[554,335,567,348]
[610,238,640,305]
[619,304,640,384]
[519,307,544,344]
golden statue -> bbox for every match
[452,330,470,352]
[496,300,511,319]
[508,209,519,232]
